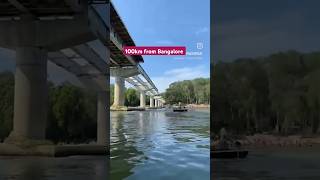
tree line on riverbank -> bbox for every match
[213,50,320,136]
[0,76,149,142]
[0,72,97,143]
[164,78,210,105]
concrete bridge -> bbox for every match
[110,3,164,111]
[0,0,164,156]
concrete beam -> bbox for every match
[0,18,96,51]
[110,67,139,78]
[65,0,88,13]
[8,0,30,14]
[124,78,144,92]
[137,64,158,92]
[49,51,105,91]
[72,44,107,73]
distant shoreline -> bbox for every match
[186,104,210,109]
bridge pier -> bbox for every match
[111,76,127,111]
[154,99,158,108]
[5,47,49,144]
[97,91,109,148]
[0,1,111,156]
[140,91,146,108]
[150,97,154,108]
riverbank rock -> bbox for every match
[110,105,128,111]
[237,134,315,148]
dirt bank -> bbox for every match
[235,134,320,148]
[187,104,210,109]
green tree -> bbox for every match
[125,88,139,107]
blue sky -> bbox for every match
[112,0,210,92]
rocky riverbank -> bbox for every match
[236,134,320,148]
[187,104,210,109]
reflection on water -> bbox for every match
[0,156,108,180]
[212,147,320,180]
[111,109,210,180]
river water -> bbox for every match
[1,109,320,180]
[212,146,320,180]
[110,109,210,180]
[0,156,108,179]
[0,109,209,180]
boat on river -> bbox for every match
[173,106,188,112]
[211,134,248,159]
[172,102,188,112]
[211,149,248,159]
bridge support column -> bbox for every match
[150,97,154,108]
[140,91,146,108]
[6,47,48,143]
[154,99,158,108]
[97,91,109,147]
[111,76,126,111]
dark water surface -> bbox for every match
[0,156,108,180]
[212,147,320,180]
[111,109,210,180]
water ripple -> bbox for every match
[111,110,210,180]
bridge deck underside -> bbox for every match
[110,3,143,67]
[110,5,135,47]
[49,41,107,90]
[126,75,158,96]
[0,0,77,16]
[110,41,135,67]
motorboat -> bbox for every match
[172,106,188,112]
[211,149,248,159]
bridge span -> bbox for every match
[110,3,164,110]
[0,0,163,156]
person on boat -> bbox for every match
[220,127,227,140]
[212,127,230,150]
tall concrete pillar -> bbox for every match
[150,97,154,107]
[140,91,146,108]
[8,47,48,141]
[97,91,109,146]
[113,76,125,107]
[154,99,158,108]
